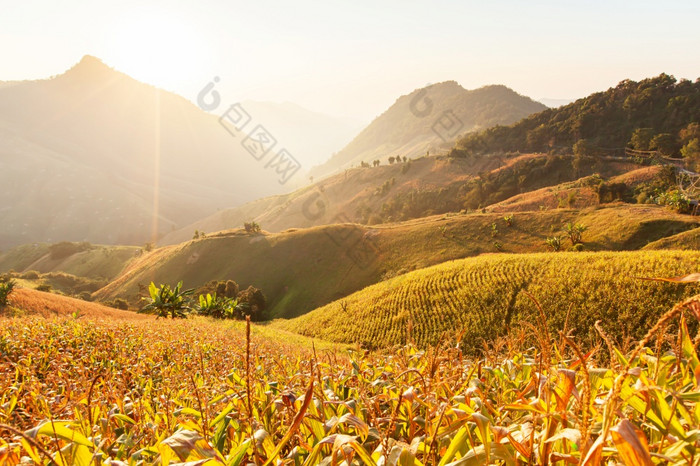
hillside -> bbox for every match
[454,74,700,158]
[273,250,700,351]
[160,154,507,244]
[310,81,546,178]
[0,242,139,280]
[95,204,698,319]
[4,288,150,320]
[161,152,649,244]
[0,56,297,249]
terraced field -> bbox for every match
[274,250,700,352]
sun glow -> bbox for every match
[105,8,210,90]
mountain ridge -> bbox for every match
[310,81,546,178]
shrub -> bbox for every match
[36,284,52,293]
[244,222,261,234]
[0,280,15,307]
[656,189,691,214]
[111,298,129,310]
[564,223,587,245]
[546,236,563,251]
[20,270,40,280]
[503,214,514,227]
[597,182,630,203]
[571,243,585,252]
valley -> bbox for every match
[1,8,700,463]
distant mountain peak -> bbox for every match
[62,55,118,82]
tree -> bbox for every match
[680,138,700,171]
[224,280,239,298]
[388,156,396,164]
[237,286,266,319]
[572,139,591,157]
[679,123,700,145]
[140,281,193,319]
[650,133,677,156]
[629,128,654,151]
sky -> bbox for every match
[2,0,700,121]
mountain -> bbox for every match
[239,101,363,167]
[0,56,297,249]
[310,81,546,178]
[456,74,700,157]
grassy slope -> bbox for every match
[159,154,509,245]
[643,227,700,250]
[162,152,647,246]
[0,244,139,280]
[488,166,663,213]
[4,288,150,320]
[273,250,700,352]
[94,204,698,319]
[1,288,344,352]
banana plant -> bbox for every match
[140,281,193,319]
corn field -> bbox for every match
[278,251,700,351]
[1,290,700,464]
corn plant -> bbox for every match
[2,291,700,464]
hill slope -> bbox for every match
[95,204,699,319]
[273,250,700,352]
[0,242,139,280]
[455,74,700,157]
[5,288,149,320]
[161,152,647,245]
[0,56,296,249]
[310,81,546,178]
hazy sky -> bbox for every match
[2,0,700,121]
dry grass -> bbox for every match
[5,288,149,320]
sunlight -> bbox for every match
[106,9,208,89]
